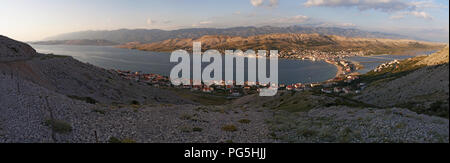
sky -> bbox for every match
[0,0,448,42]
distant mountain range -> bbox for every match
[30,39,118,46]
[44,26,419,44]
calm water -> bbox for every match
[347,52,435,74]
[31,45,337,85]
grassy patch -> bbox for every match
[180,114,193,120]
[222,125,238,132]
[238,119,251,124]
[170,89,229,105]
[193,127,203,132]
[179,125,193,133]
[358,56,426,84]
[44,119,72,134]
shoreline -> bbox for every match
[325,60,344,80]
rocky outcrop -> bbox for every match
[355,47,449,117]
[416,45,449,66]
[0,35,37,62]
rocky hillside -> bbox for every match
[44,26,414,44]
[0,35,189,105]
[0,36,37,62]
[232,90,448,143]
[117,34,445,55]
[355,46,449,118]
[0,35,272,143]
[416,45,449,66]
[30,39,118,46]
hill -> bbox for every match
[117,34,445,56]
[30,39,118,46]
[355,46,449,118]
[1,35,190,105]
[44,26,415,44]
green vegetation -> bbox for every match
[130,100,140,105]
[179,125,193,133]
[326,98,375,108]
[359,56,426,84]
[238,119,251,124]
[108,137,136,143]
[44,119,72,134]
[170,88,229,105]
[224,140,234,143]
[221,125,238,132]
[192,127,203,132]
[67,95,98,104]
[39,54,70,60]
[397,101,449,119]
[263,91,374,113]
[180,114,193,120]
[262,91,316,113]
[178,125,203,132]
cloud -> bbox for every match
[409,11,433,19]
[390,11,433,20]
[303,0,414,12]
[304,0,438,20]
[250,0,264,7]
[250,0,279,8]
[411,0,448,9]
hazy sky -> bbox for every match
[1,0,448,42]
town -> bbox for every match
[113,50,368,97]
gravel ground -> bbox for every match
[0,70,275,143]
[269,106,449,143]
[1,71,448,143]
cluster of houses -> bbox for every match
[374,60,400,72]
[115,70,171,88]
[113,52,367,97]
[279,49,365,61]
[114,69,274,97]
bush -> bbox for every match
[67,95,97,104]
[222,125,238,132]
[131,100,140,105]
[238,119,251,124]
[44,119,72,134]
[193,127,203,132]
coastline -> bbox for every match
[325,60,344,79]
